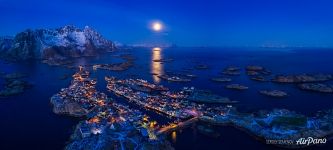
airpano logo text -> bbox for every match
[296,137,326,146]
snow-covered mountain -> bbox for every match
[0,25,115,61]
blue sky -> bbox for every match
[0,0,333,47]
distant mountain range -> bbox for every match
[0,25,115,63]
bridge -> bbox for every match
[156,117,199,135]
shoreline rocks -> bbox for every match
[50,95,88,117]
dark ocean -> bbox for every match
[1,47,332,149]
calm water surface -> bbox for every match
[1,47,332,149]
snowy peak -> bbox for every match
[0,25,116,61]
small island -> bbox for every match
[222,66,241,76]
[211,77,232,82]
[158,74,191,82]
[226,84,249,90]
[272,74,332,83]
[259,90,288,97]
[298,83,333,93]
[93,54,135,71]
[251,76,267,82]
[0,72,32,97]
[246,65,271,76]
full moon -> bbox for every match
[152,22,162,31]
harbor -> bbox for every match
[49,65,333,149]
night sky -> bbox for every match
[1,0,332,47]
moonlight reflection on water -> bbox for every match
[151,47,164,83]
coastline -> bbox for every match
[198,110,333,149]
